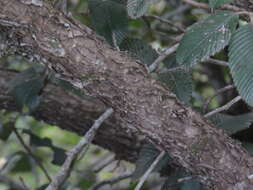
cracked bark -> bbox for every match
[1,0,253,189]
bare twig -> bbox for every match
[88,171,133,190]
[145,14,185,32]
[19,177,30,190]
[152,4,191,29]
[204,84,235,111]
[148,43,179,73]
[134,151,165,190]
[93,155,115,173]
[207,58,229,67]
[45,108,114,190]
[0,174,29,190]
[204,96,242,117]
[12,127,52,182]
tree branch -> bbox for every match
[0,70,142,163]
[46,108,113,190]
[1,1,253,189]
[135,151,165,190]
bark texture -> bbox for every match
[1,0,253,189]
[0,70,142,163]
[233,0,253,11]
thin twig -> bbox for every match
[204,84,235,111]
[88,171,133,190]
[148,43,179,73]
[145,14,185,32]
[152,4,191,28]
[45,108,114,190]
[204,96,241,117]
[207,58,229,67]
[19,177,30,190]
[93,155,115,173]
[0,174,30,190]
[134,151,165,190]
[12,127,52,182]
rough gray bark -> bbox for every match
[0,70,141,163]
[233,0,253,11]
[1,0,253,189]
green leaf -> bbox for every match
[229,24,253,106]
[219,114,253,135]
[127,0,150,18]
[210,113,253,135]
[89,0,128,46]
[23,129,67,166]
[177,11,238,67]
[120,38,158,65]
[9,152,32,173]
[9,67,45,112]
[180,180,207,190]
[242,142,253,156]
[209,0,234,8]
[133,144,171,179]
[0,122,12,141]
[158,68,192,104]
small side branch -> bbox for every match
[134,151,165,190]
[12,127,52,182]
[204,84,235,111]
[144,14,185,32]
[88,171,133,190]
[148,43,179,73]
[45,108,114,190]
[204,96,241,117]
[207,58,229,67]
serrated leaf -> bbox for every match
[89,0,128,46]
[210,113,253,135]
[9,67,45,112]
[127,0,150,18]
[23,129,67,166]
[120,38,158,65]
[133,144,171,179]
[229,24,253,106]
[177,11,238,67]
[158,69,192,104]
[209,0,234,8]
